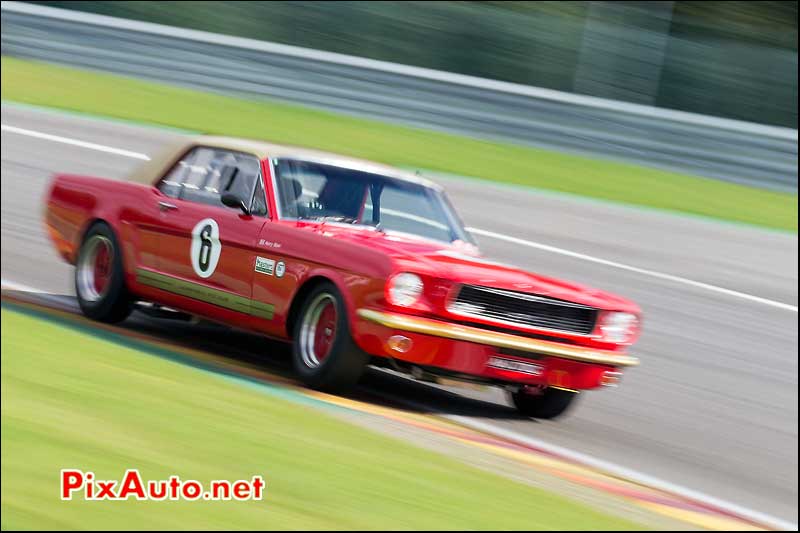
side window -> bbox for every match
[274,159,365,220]
[181,148,233,205]
[275,160,327,219]
[158,148,205,198]
[157,147,264,214]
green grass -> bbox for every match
[0,307,641,530]
[1,56,796,231]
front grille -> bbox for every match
[447,284,598,335]
[453,320,581,345]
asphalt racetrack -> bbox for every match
[2,104,797,524]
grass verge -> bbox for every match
[1,56,796,231]
[0,307,641,530]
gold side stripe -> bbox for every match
[136,269,274,320]
[356,308,639,367]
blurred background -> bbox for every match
[4,0,798,192]
[24,0,800,128]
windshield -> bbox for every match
[273,158,474,244]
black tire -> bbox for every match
[510,387,578,419]
[291,282,369,392]
[74,222,131,323]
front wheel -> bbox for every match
[292,282,369,392]
[510,386,578,419]
[75,222,131,323]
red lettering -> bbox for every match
[211,481,229,500]
[148,480,168,500]
[182,480,202,500]
[60,470,266,501]
[61,469,84,500]
[117,470,146,500]
[169,476,181,499]
[232,481,250,500]
[96,480,117,499]
[252,476,265,500]
[85,472,94,499]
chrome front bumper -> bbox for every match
[357,309,639,367]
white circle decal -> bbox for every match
[275,261,286,278]
[190,218,221,278]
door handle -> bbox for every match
[158,201,178,211]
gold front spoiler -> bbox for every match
[356,309,639,367]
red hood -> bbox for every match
[291,221,639,313]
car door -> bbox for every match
[144,146,271,323]
[249,158,367,339]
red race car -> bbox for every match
[45,136,641,419]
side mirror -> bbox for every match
[221,192,250,215]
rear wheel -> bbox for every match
[292,282,369,392]
[75,222,131,323]
[510,386,578,419]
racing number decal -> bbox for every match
[190,218,221,278]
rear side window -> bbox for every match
[157,146,267,216]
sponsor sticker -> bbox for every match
[275,261,286,278]
[258,239,282,249]
[255,256,276,276]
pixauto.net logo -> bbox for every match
[61,469,266,501]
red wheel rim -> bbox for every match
[312,301,337,362]
[92,240,112,295]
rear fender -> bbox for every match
[44,174,144,268]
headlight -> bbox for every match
[386,273,423,307]
[598,312,640,344]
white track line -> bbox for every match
[3,122,795,313]
[359,379,799,531]
[454,415,797,531]
[1,124,150,160]
[1,278,46,294]
[0,278,71,307]
[468,227,798,313]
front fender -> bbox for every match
[293,266,384,333]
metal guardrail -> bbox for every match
[1,1,797,191]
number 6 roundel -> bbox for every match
[190,218,221,278]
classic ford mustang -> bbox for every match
[45,136,641,418]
